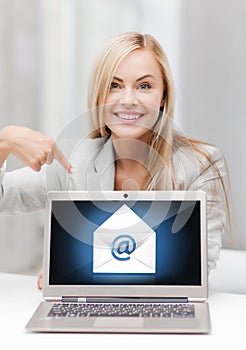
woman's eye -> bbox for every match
[138,83,151,90]
[110,82,120,90]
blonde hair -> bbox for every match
[87,32,232,236]
[88,31,175,189]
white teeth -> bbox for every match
[117,114,141,120]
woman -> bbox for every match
[0,32,231,288]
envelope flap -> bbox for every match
[97,204,152,231]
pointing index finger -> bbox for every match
[53,144,73,174]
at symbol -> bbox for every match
[111,235,136,261]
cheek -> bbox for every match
[138,90,163,106]
[153,92,164,107]
[105,92,118,106]
[103,102,114,126]
[104,94,110,105]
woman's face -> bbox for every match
[104,49,164,142]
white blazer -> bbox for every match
[0,137,229,271]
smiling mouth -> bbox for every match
[114,112,144,121]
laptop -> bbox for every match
[26,190,211,333]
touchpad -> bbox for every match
[94,318,144,328]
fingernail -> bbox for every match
[69,166,73,174]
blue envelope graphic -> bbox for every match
[93,205,156,274]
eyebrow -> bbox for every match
[112,74,156,82]
[136,74,156,82]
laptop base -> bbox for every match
[26,301,211,334]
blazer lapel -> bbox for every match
[86,138,115,190]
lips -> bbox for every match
[114,112,144,122]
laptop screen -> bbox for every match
[49,199,201,286]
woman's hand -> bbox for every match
[37,270,43,290]
[0,125,72,173]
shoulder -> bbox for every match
[173,133,225,166]
[172,134,227,187]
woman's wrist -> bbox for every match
[0,126,12,166]
[0,159,6,181]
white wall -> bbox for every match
[179,0,246,248]
[0,0,45,274]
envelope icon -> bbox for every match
[93,205,156,274]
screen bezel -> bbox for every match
[43,191,207,300]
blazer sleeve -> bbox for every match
[0,161,67,214]
[187,146,230,272]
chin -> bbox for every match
[110,126,152,142]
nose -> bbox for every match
[119,88,137,107]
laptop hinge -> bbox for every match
[61,297,86,303]
[85,297,188,303]
[188,298,207,303]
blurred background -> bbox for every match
[0,0,245,274]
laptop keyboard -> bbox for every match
[47,303,195,318]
